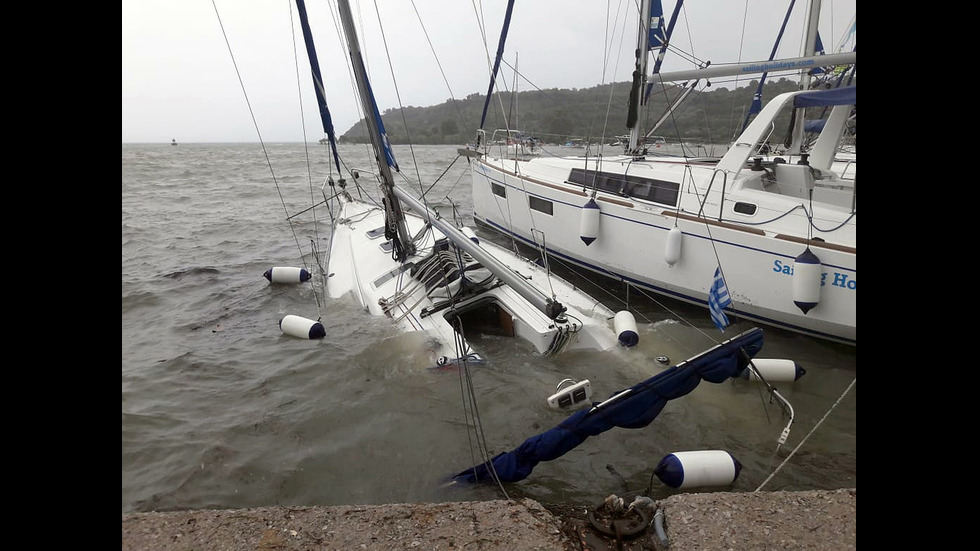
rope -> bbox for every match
[452,316,510,500]
[754,377,856,492]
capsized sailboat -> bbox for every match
[463,0,856,345]
[284,0,635,369]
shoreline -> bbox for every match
[122,487,855,550]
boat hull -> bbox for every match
[326,194,621,368]
[470,156,856,345]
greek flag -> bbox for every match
[709,267,732,331]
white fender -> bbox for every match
[613,310,639,347]
[264,266,311,284]
[654,450,742,489]
[461,226,480,244]
[664,226,682,266]
[579,199,600,245]
[279,314,326,339]
[792,248,822,314]
[742,359,806,382]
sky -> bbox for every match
[121,0,855,143]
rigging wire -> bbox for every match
[213,0,327,311]
[755,377,856,492]
[452,317,510,500]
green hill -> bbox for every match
[339,77,833,145]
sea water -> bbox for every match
[122,142,856,513]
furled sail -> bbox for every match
[740,0,798,132]
[335,0,414,258]
[452,327,764,484]
[477,0,516,142]
[648,0,682,77]
[295,0,342,171]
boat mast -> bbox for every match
[336,0,415,259]
[787,0,822,155]
[626,0,653,156]
[336,0,565,320]
[652,51,854,83]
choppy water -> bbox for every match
[121,142,855,514]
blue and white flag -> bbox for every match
[709,267,732,331]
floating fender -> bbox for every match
[613,310,639,347]
[664,226,682,266]
[264,266,311,284]
[792,248,821,314]
[579,199,600,245]
[654,450,742,489]
[460,226,480,244]
[742,359,806,382]
[279,314,326,339]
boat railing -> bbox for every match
[697,168,729,222]
[485,128,542,160]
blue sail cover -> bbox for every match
[793,86,855,108]
[366,77,398,171]
[452,328,764,484]
[349,53,399,171]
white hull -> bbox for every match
[326,193,621,368]
[467,90,856,345]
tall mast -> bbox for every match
[788,0,822,155]
[626,0,653,156]
[334,0,564,320]
[336,0,415,258]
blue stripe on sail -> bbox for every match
[479,0,516,132]
[362,68,399,171]
[709,267,732,331]
[294,0,343,170]
[648,0,666,50]
[810,32,827,74]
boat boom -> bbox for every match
[651,51,855,83]
[391,185,566,319]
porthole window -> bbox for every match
[567,168,679,207]
[733,201,757,215]
[529,195,553,215]
[492,182,506,198]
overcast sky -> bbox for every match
[121,0,855,144]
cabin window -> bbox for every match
[492,182,506,198]
[567,168,679,207]
[528,195,553,215]
[733,201,757,215]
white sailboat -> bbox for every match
[464,0,856,345]
[274,0,641,371]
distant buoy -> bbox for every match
[741,359,806,382]
[264,266,311,284]
[579,199,600,246]
[654,450,742,489]
[460,226,480,244]
[613,310,639,347]
[792,248,822,314]
[279,314,325,339]
[664,226,682,266]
